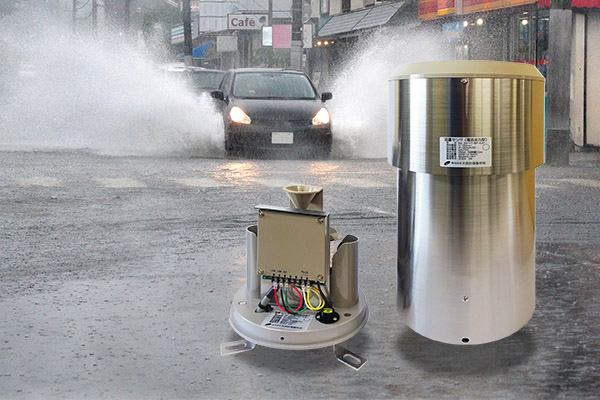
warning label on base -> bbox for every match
[261,312,312,331]
[440,137,492,168]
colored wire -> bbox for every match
[305,286,323,311]
[273,284,289,313]
[312,286,325,310]
[301,286,311,309]
[317,282,332,308]
[284,284,306,313]
[306,286,324,310]
[281,284,294,313]
[290,285,303,311]
[280,283,295,313]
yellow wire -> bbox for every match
[305,286,318,310]
[311,287,325,310]
[306,286,324,310]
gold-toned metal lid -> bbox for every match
[390,60,545,82]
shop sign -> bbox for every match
[273,25,292,49]
[462,0,536,14]
[443,21,463,42]
[217,35,238,52]
[419,0,455,20]
[171,22,198,44]
[227,14,268,31]
[303,23,313,48]
[262,26,273,46]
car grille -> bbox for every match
[251,118,313,126]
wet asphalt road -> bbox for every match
[1,151,599,399]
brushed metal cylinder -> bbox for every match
[330,235,359,308]
[388,61,545,344]
[246,225,260,299]
[396,169,536,344]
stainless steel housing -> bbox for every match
[388,61,545,345]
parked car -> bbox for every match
[210,68,333,158]
[163,65,225,95]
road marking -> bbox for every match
[254,178,297,188]
[365,206,395,216]
[95,178,146,188]
[173,177,226,187]
[564,179,600,188]
[334,178,392,188]
[536,183,557,189]
[538,179,600,189]
[19,177,61,187]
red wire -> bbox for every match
[273,285,288,312]
[290,284,303,311]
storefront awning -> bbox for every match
[318,2,405,37]
[178,42,213,59]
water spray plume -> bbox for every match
[328,27,452,159]
[0,11,223,156]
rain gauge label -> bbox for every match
[440,137,492,168]
[262,312,312,331]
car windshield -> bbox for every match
[232,72,317,99]
[190,71,225,90]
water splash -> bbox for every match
[0,11,223,157]
[328,26,453,159]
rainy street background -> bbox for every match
[2,1,600,399]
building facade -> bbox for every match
[310,0,600,148]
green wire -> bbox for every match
[284,284,307,313]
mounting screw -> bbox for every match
[462,296,469,302]
[460,78,469,85]
[257,269,264,275]
[258,210,264,217]
[317,217,325,224]
[316,274,324,281]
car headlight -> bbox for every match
[312,108,330,126]
[230,106,251,124]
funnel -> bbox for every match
[283,184,323,211]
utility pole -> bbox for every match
[268,0,273,66]
[546,0,572,165]
[72,0,77,33]
[183,0,193,66]
[92,0,98,36]
[268,0,273,25]
[290,0,302,70]
[124,0,132,34]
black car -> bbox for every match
[211,68,333,158]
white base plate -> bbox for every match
[229,286,368,350]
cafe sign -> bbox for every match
[227,14,268,31]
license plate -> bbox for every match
[271,132,293,144]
